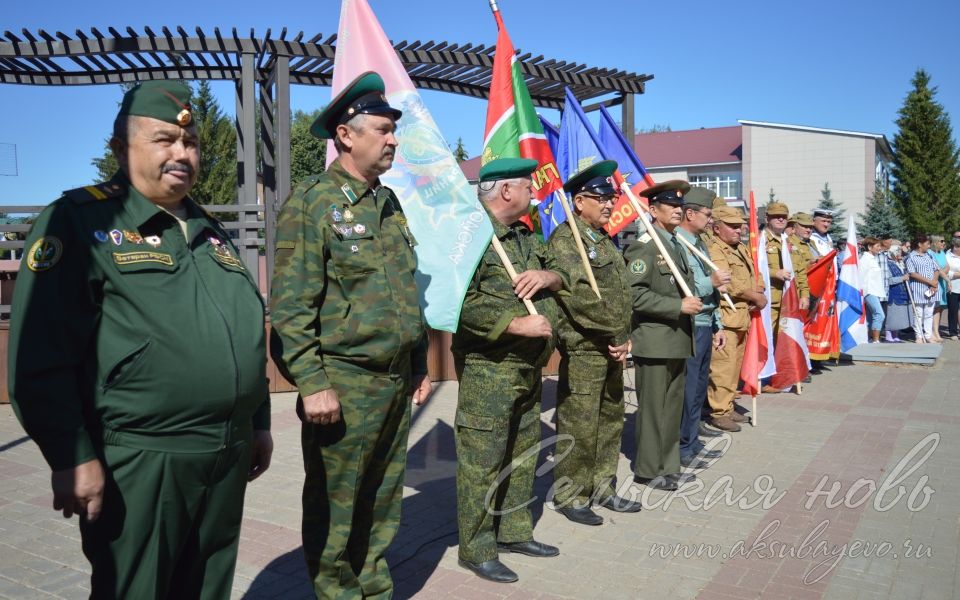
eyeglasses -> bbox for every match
[581,193,617,205]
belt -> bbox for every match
[100,418,252,453]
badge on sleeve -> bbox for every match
[630,258,647,275]
[26,236,63,271]
[93,230,109,243]
[354,223,366,235]
[109,229,123,246]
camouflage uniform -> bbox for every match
[789,233,819,267]
[548,215,630,507]
[452,206,564,564]
[270,158,427,600]
[765,228,809,337]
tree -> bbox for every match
[189,81,237,206]
[635,124,672,134]
[451,137,469,162]
[816,182,847,240]
[768,187,777,204]
[290,109,327,187]
[858,180,908,240]
[891,69,960,236]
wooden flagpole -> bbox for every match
[620,182,693,297]
[675,235,737,310]
[490,237,538,315]
[555,190,601,298]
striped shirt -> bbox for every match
[905,251,938,304]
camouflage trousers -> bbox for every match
[81,442,250,599]
[301,368,411,600]
[454,358,542,563]
[554,351,624,506]
[633,358,686,479]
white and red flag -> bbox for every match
[771,237,811,389]
[739,191,771,396]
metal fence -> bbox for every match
[0,201,268,317]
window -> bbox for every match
[689,174,740,200]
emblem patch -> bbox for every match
[26,236,63,272]
[212,244,243,268]
[109,229,123,246]
[144,235,162,247]
[123,230,143,244]
[343,208,355,223]
[354,223,366,235]
[630,259,647,275]
[112,251,174,266]
[93,230,109,243]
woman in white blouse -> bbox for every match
[946,237,960,339]
[860,237,886,343]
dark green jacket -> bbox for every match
[270,159,427,396]
[452,206,566,367]
[624,224,696,359]
[549,215,630,354]
[9,174,270,471]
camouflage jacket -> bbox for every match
[548,215,630,354]
[270,159,427,398]
[451,205,567,367]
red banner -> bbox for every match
[804,250,840,360]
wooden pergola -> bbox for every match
[0,26,653,285]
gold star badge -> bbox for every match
[177,109,192,126]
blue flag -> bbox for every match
[597,105,655,189]
[537,116,566,239]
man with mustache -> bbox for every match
[548,161,639,526]
[270,72,431,599]
[9,81,273,597]
[624,181,701,491]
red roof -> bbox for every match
[460,156,482,181]
[633,126,742,169]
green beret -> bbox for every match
[714,206,746,226]
[311,72,402,139]
[790,212,814,226]
[684,187,717,210]
[478,157,538,183]
[639,179,691,205]
[766,201,790,217]
[563,160,618,195]
[119,81,194,127]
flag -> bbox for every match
[597,105,655,236]
[804,250,841,360]
[328,0,493,332]
[739,191,771,396]
[537,116,566,239]
[482,5,562,227]
[770,237,811,389]
[757,227,777,381]
[837,215,868,351]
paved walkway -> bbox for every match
[1,344,958,599]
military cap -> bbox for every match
[766,201,790,217]
[563,160,618,196]
[639,179,691,205]
[712,196,729,209]
[713,206,746,226]
[310,71,403,139]
[684,187,717,210]
[790,212,814,226]
[119,81,194,127]
[478,157,538,183]
[812,208,835,219]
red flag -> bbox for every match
[804,250,841,360]
[739,191,768,397]
[770,260,811,389]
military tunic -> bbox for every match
[9,173,270,598]
[707,238,759,417]
[270,158,427,600]
[765,228,809,337]
[548,215,630,507]
[623,225,695,480]
[452,207,564,564]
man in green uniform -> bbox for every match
[624,181,702,492]
[548,160,640,527]
[453,158,565,583]
[8,81,273,598]
[270,72,432,599]
[707,207,768,431]
[789,212,819,267]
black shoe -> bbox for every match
[699,422,723,437]
[458,558,518,583]
[557,505,604,526]
[597,495,642,513]
[669,472,697,486]
[810,367,823,375]
[634,475,678,491]
[497,540,559,558]
[680,456,710,470]
[697,448,723,460]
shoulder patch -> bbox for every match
[63,181,125,204]
[637,232,652,244]
[26,236,63,271]
[630,258,647,275]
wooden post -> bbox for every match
[752,393,758,427]
[554,190,601,298]
[620,183,693,297]
[674,235,737,310]
[490,237,538,315]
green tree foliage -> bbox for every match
[451,137,469,162]
[816,182,847,240]
[290,109,327,187]
[858,181,908,240]
[636,124,672,134]
[891,69,960,236]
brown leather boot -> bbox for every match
[711,415,742,432]
[730,412,748,423]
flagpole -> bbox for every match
[556,190,602,298]
[489,236,539,315]
[620,182,694,298]
[674,235,737,309]
[752,388,758,427]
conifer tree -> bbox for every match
[816,182,847,240]
[858,181,908,240]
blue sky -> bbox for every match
[2,0,958,206]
